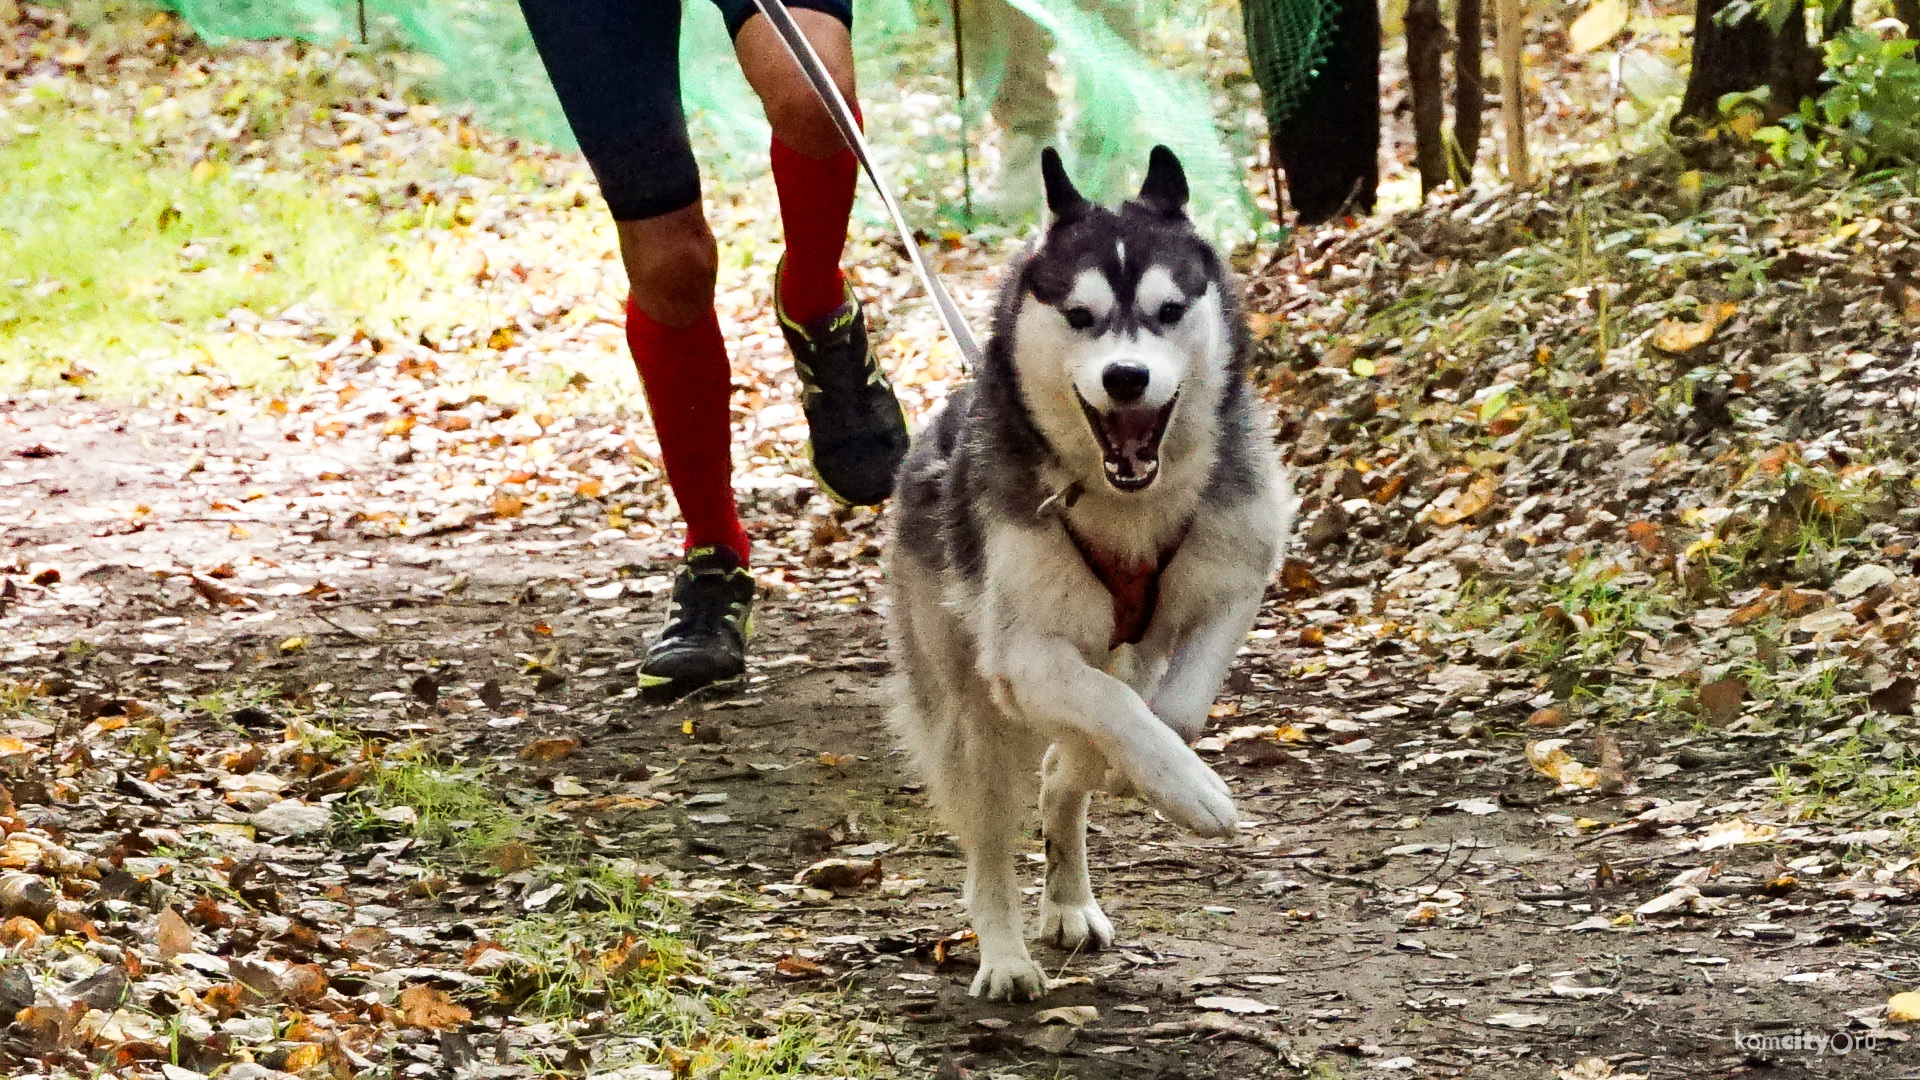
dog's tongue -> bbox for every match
[1103,408,1162,480]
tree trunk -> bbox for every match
[1900,0,1920,38]
[1677,0,1820,124]
[1270,0,1380,223]
[1453,0,1485,175]
[1407,0,1448,195]
[1494,0,1528,186]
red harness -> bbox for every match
[1062,522,1190,651]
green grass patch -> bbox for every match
[337,753,531,860]
[491,861,886,1077]
[1774,716,1920,830]
[0,103,415,398]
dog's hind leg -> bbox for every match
[956,754,1047,999]
[918,703,1047,1002]
[1038,739,1114,952]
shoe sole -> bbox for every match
[638,671,747,703]
[809,434,906,508]
[637,611,755,701]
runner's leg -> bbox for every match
[721,1,910,509]
[517,0,750,563]
[732,5,860,325]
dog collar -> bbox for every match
[1061,518,1191,651]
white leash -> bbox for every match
[747,0,984,372]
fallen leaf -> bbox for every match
[1695,677,1746,723]
[156,907,193,959]
[397,985,471,1030]
[1192,995,1277,1015]
[1526,706,1567,728]
[1889,991,1920,1023]
[1526,740,1598,789]
[1635,885,1700,915]
[1594,733,1628,794]
[1569,0,1629,53]
[795,858,883,894]
[518,736,580,762]
[1280,558,1321,594]
[1431,475,1496,526]
[0,916,45,948]
[774,954,825,980]
[1681,818,1777,851]
[1548,979,1617,998]
[1486,1011,1550,1029]
[1653,302,1737,353]
[1033,1005,1100,1026]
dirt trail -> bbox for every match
[4,402,1917,1080]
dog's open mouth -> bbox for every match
[1077,392,1178,492]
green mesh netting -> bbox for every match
[134,0,781,155]
[1242,0,1338,128]
[85,0,1273,235]
[998,0,1253,235]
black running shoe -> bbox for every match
[637,546,755,698]
[777,265,911,507]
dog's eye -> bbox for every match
[1157,301,1187,326]
[1063,307,1096,331]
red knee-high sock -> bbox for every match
[625,298,751,564]
[771,108,862,327]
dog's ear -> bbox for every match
[1137,145,1189,217]
[1042,148,1087,221]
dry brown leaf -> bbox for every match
[517,736,579,762]
[488,842,538,873]
[0,915,45,948]
[307,762,369,794]
[1653,302,1738,353]
[1280,558,1321,595]
[1727,596,1773,627]
[397,984,471,1030]
[1525,706,1567,728]
[1526,740,1598,789]
[1431,475,1496,526]
[281,963,329,1006]
[1594,733,1628,794]
[1696,677,1746,723]
[202,983,246,1019]
[794,858,883,894]
[156,906,192,959]
[0,873,54,920]
[280,1044,326,1073]
[774,953,826,980]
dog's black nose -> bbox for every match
[1102,362,1151,404]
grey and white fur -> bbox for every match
[885,146,1297,1001]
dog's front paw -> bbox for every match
[970,951,1048,1001]
[1133,757,1238,838]
[1163,783,1238,838]
[1041,898,1114,952]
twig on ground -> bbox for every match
[1301,864,1380,890]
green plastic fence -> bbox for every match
[62,0,1329,236]
[1241,0,1339,131]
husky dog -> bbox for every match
[886,147,1296,1001]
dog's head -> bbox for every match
[1010,146,1231,496]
